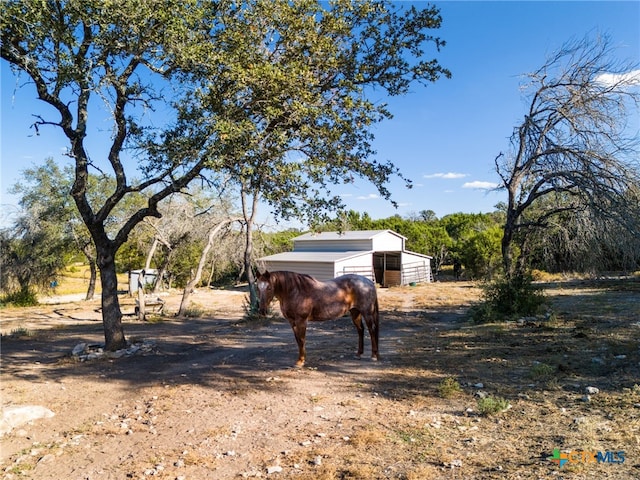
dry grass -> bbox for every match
[2,274,639,479]
[314,276,640,479]
[348,425,387,447]
[42,263,129,296]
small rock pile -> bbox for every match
[71,340,156,361]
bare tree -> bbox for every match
[496,34,640,279]
[140,205,193,292]
[178,217,242,316]
[526,196,640,274]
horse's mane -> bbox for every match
[276,271,316,293]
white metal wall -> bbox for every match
[335,253,375,279]
[261,231,432,285]
[293,238,372,252]
[371,233,404,252]
[401,251,432,283]
[263,253,374,282]
[293,231,404,253]
[262,261,336,282]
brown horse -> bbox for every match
[256,270,379,367]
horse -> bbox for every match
[256,270,379,367]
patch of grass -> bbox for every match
[181,450,215,468]
[405,465,441,480]
[201,425,234,441]
[395,427,429,447]
[182,304,206,318]
[349,426,386,447]
[3,326,34,339]
[143,314,168,324]
[438,377,462,398]
[541,311,561,328]
[309,394,325,404]
[39,265,129,296]
[477,396,511,416]
[0,288,39,307]
[335,463,380,480]
[7,461,35,476]
[530,270,594,282]
[529,362,556,379]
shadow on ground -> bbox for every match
[2,280,639,400]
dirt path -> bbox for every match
[1,281,639,479]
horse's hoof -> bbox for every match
[295,360,305,368]
[371,356,379,362]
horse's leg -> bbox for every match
[363,303,380,361]
[289,318,307,367]
[350,310,365,358]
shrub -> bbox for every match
[469,274,546,323]
[0,288,39,307]
[242,295,277,325]
[182,304,205,318]
[1,327,33,339]
[477,396,511,416]
[438,377,462,398]
[529,362,556,379]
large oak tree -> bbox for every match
[160,0,451,307]
[1,0,449,349]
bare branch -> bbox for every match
[497,33,640,277]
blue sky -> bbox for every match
[2,1,639,228]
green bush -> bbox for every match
[469,274,546,323]
[0,288,39,307]
[477,396,511,416]
[529,362,556,379]
[438,377,462,398]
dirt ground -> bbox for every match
[1,278,639,479]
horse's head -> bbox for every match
[256,270,275,316]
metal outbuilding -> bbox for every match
[258,229,433,286]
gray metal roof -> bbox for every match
[293,229,406,242]
[259,250,374,263]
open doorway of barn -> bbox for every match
[373,252,402,287]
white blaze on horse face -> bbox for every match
[257,280,268,294]
[257,279,272,304]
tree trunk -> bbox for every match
[70,229,97,301]
[241,189,259,311]
[137,270,147,321]
[207,260,215,288]
[153,254,171,293]
[78,242,98,301]
[502,208,532,281]
[501,189,519,280]
[501,224,514,279]
[144,237,161,294]
[145,237,159,270]
[149,235,173,293]
[244,224,257,309]
[85,259,97,301]
[97,246,126,351]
